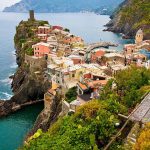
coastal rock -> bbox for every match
[27,90,62,137]
[0,20,50,117]
[106,0,150,39]
[0,100,13,116]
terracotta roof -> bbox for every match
[78,82,88,90]
[95,50,105,57]
[88,80,107,88]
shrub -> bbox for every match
[26,48,34,56]
[65,86,77,103]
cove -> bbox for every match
[0,103,43,150]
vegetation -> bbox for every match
[101,66,150,108]
[39,21,49,26]
[65,86,77,103]
[64,28,70,33]
[22,100,121,150]
[118,0,150,37]
[134,123,150,150]
[22,66,150,149]
[25,48,34,56]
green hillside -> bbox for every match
[22,67,150,150]
[107,0,150,39]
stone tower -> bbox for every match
[29,10,35,21]
[135,28,143,44]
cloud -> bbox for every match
[0,0,20,10]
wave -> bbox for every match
[0,77,12,85]
[0,92,13,100]
[10,63,17,69]
[11,50,16,55]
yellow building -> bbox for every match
[135,29,143,44]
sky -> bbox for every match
[0,0,20,10]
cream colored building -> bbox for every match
[135,29,143,44]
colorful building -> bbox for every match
[52,26,63,30]
[135,29,143,44]
[38,26,51,35]
[91,50,105,63]
[33,42,51,57]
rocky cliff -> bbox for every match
[27,90,63,137]
[0,19,50,117]
[106,0,150,39]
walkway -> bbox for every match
[129,92,150,123]
[86,42,117,52]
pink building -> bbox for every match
[33,42,51,57]
[38,26,51,35]
[52,26,63,30]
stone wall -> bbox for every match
[25,54,47,70]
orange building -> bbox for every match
[91,50,105,63]
[63,36,83,45]
[33,42,51,57]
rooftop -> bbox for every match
[33,42,50,47]
[38,26,50,29]
[104,53,124,58]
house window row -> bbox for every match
[34,47,39,50]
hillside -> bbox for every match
[3,0,124,15]
[22,67,150,150]
[106,0,150,39]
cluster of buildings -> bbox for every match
[26,13,150,113]
[124,29,150,68]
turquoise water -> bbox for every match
[0,103,43,150]
[0,12,133,150]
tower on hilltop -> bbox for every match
[135,28,143,44]
[29,10,35,21]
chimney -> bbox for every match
[29,10,35,21]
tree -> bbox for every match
[22,100,119,150]
[65,86,77,103]
[134,123,150,150]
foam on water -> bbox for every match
[0,77,12,85]
[0,92,13,100]
[10,62,17,69]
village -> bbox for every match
[25,11,150,115]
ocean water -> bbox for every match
[0,12,133,150]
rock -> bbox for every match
[9,75,14,79]
[27,90,62,138]
[106,0,150,39]
[0,20,50,117]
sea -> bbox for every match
[0,12,133,150]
